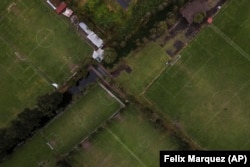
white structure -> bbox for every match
[92,48,104,62]
[79,22,93,35]
[46,0,56,10]
[62,8,73,17]
[87,32,104,48]
[78,22,105,62]
[52,83,59,89]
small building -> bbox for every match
[92,48,104,62]
[180,0,209,24]
[79,22,93,35]
[62,8,73,17]
[87,32,104,48]
[207,17,213,24]
[56,2,67,14]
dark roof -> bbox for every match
[56,2,67,14]
[180,0,209,24]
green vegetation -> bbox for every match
[193,12,206,24]
[78,0,170,38]
[0,41,51,127]
[0,0,92,126]
[116,42,169,96]
[104,47,118,64]
[1,85,121,167]
[67,105,180,166]
[146,0,250,149]
[0,92,63,160]
[213,0,250,54]
[2,0,250,166]
[71,0,183,46]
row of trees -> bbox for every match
[0,92,63,161]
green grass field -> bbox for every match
[146,0,250,150]
[0,0,92,126]
[1,85,121,167]
[116,42,169,96]
[67,105,180,167]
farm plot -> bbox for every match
[0,0,92,126]
[67,105,180,167]
[1,85,121,167]
[146,18,250,149]
[116,42,169,96]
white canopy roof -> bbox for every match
[92,48,104,62]
[79,22,93,35]
[87,32,104,48]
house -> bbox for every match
[62,8,73,17]
[180,0,209,24]
[92,48,104,62]
[87,32,104,48]
[56,2,67,14]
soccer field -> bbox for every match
[67,105,180,167]
[146,0,250,149]
[0,0,92,126]
[1,85,121,167]
[116,42,169,96]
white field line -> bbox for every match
[209,24,250,61]
[24,72,37,84]
[98,82,125,107]
[173,56,214,98]
[240,139,250,150]
[196,80,250,136]
[27,30,53,58]
[224,12,240,24]
[170,53,193,77]
[156,82,175,99]
[106,128,147,167]
[0,64,23,86]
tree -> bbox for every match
[166,12,176,26]
[103,47,118,64]
[120,41,126,48]
[17,108,43,129]
[0,128,8,160]
[56,158,72,167]
[193,12,206,24]
[156,21,168,36]
[37,92,63,118]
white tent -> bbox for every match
[87,32,104,48]
[52,83,59,89]
[92,48,104,62]
[79,22,93,35]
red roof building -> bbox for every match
[207,17,213,24]
[56,2,67,14]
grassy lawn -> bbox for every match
[0,41,52,127]
[0,0,92,126]
[1,85,121,167]
[116,42,169,96]
[146,0,250,150]
[213,0,250,54]
[67,105,180,167]
[0,0,92,83]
